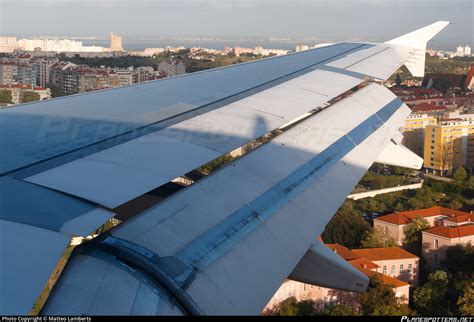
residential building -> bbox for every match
[422,225,474,268]
[0,61,35,86]
[0,62,17,84]
[456,45,472,57]
[403,110,440,157]
[133,66,154,83]
[17,38,103,53]
[374,206,474,245]
[16,64,36,86]
[95,70,119,90]
[0,84,51,104]
[73,67,97,93]
[157,61,185,77]
[115,68,133,87]
[264,243,413,312]
[423,118,474,174]
[0,37,20,53]
[49,61,77,95]
[422,73,467,91]
[33,58,59,87]
[351,247,419,286]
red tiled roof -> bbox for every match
[465,66,474,88]
[351,247,418,261]
[423,225,474,239]
[325,243,359,260]
[375,206,471,225]
[422,73,467,89]
[348,258,379,270]
[443,213,474,224]
[411,103,447,113]
[356,267,409,288]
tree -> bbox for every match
[0,89,12,104]
[46,83,64,98]
[322,202,371,249]
[413,270,449,315]
[361,226,397,248]
[359,276,407,316]
[21,91,40,103]
[320,303,358,316]
[262,297,317,316]
[457,282,474,316]
[453,167,467,182]
[403,216,430,256]
[442,243,474,293]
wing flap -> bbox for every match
[44,84,411,314]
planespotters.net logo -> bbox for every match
[402,317,474,322]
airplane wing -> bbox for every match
[0,21,448,315]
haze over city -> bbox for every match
[1,0,472,50]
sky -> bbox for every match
[0,0,472,47]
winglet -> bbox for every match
[386,21,449,77]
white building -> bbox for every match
[455,45,472,57]
[0,37,20,53]
[16,38,104,53]
[157,61,185,77]
[109,33,123,52]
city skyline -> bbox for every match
[1,0,472,47]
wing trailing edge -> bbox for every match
[375,140,424,170]
[288,241,369,293]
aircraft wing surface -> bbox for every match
[0,21,448,315]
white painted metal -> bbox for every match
[112,84,393,254]
[346,47,405,80]
[25,69,361,208]
[326,45,389,69]
[289,240,369,292]
[386,21,450,77]
[0,220,70,315]
[42,252,184,315]
[4,22,451,316]
[375,141,424,169]
[184,101,411,314]
[59,208,115,237]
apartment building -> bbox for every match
[264,243,415,311]
[423,118,474,174]
[351,247,419,286]
[403,110,440,157]
[0,84,51,104]
[157,60,185,77]
[374,206,472,245]
[422,225,474,268]
[114,68,133,87]
[34,58,59,87]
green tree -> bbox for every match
[198,153,233,175]
[359,276,407,316]
[46,83,64,98]
[453,167,467,183]
[320,303,358,316]
[402,216,430,256]
[413,270,449,315]
[442,243,474,293]
[322,202,371,249]
[262,297,316,316]
[361,226,397,248]
[0,89,12,104]
[21,91,40,103]
[457,282,474,316]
